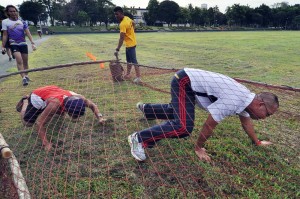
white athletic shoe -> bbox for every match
[133,77,141,84]
[136,102,145,113]
[128,132,146,161]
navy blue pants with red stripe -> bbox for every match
[137,69,195,148]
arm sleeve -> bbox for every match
[23,20,29,30]
[207,99,236,123]
[1,21,7,31]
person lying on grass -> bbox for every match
[128,68,279,162]
[16,85,106,151]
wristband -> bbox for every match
[115,48,119,52]
[98,113,103,117]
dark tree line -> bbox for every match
[1,0,300,29]
[145,0,300,29]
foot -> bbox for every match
[123,74,131,80]
[22,77,29,86]
[136,102,145,113]
[133,77,142,84]
[128,132,146,161]
[16,95,29,112]
[25,76,31,82]
[9,57,12,61]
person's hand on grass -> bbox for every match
[195,147,211,162]
[258,140,273,146]
[99,117,107,124]
[43,142,52,152]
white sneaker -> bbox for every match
[128,132,146,161]
[136,102,145,113]
[133,77,141,84]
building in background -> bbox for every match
[201,4,208,10]
[134,8,147,25]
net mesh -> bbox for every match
[0,62,299,198]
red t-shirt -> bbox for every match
[32,85,72,107]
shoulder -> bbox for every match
[2,19,9,26]
[122,17,131,24]
[46,98,61,108]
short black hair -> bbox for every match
[114,6,123,13]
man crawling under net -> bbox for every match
[128,68,279,162]
[16,85,106,151]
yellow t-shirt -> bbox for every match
[119,16,137,47]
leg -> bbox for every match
[138,70,195,147]
[6,48,12,60]
[10,45,26,78]
[124,48,132,78]
[14,52,25,77]
[21,53,29,75]
[129,47,140,79]
[124,64,132,79]
[143,103,174,120]
[134,65,141,79]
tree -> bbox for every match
[41,0,67,26]
[145,0,159,25]
[177,7,191,25]
[63,1,77,26]
[0,5,5,20]
[293,15,300,29]
[77,10,90,26]
[226,4,251,26]
[158,0,180,26]
[190,7,205,26]
[255,4,272,27]
[19,1,45,25]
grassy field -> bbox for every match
[0,31,299,198]
[23,30,300,87]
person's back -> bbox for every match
[184,68,255,122]
[120,16,137,48]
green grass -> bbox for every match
[0,31,299,198]
[27,31,300,87]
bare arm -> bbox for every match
[80,96,106,123]
[36,100,60,151]
[239,115,272,146]
[116,32,125,51]
[24,29,34,44]
[195,114,218,162]
[1,30,8,51]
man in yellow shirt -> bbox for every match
[114,6,141,83]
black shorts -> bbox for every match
[126,46,138,64]
[10,45,28,54]
[23,96,44,124]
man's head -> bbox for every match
[64,96,86,119]
[247,92,279,120]
[114,6,124,22]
